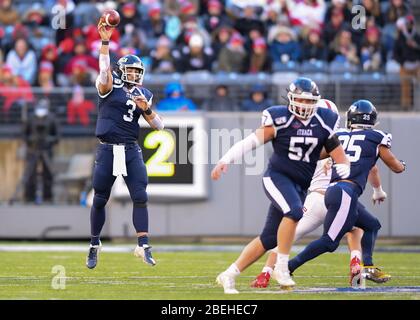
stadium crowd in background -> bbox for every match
[0,0,419,118]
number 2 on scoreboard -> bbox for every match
[144,131,175,177]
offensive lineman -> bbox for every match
[86,19,164,269]
[251,100,390,288]
[212,77,351,293]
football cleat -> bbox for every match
[364,266,391,283]
[349,256,362,287]
[86,242,102,269]
[134,244,156,266]
[250,272,271,288]
[216,272,239,294]
[273,267,296,288]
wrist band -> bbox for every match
[144,108,152,115]
[102,40,109,45]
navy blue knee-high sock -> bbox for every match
[90,206,106,245]
[289,238,331,273]
[133,205,149,246]
[361,229,378,266]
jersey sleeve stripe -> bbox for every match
[315,113,335,138]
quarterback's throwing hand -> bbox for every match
[211,162,228,180]
[134,93,151,111]
[97,20,114,41]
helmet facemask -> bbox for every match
[287,91,320,119]
[120,63,144,86]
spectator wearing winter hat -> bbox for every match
[67,60,95,126]
[63,40,98,80]
[241,84,274,112]
[67,82,95,126]
[301,28,328,62]
[118,2,141,35]
[245,37,272,73]
[262,2,291,31]
[178,1,199,23]
[36,61,55,95]
[0,64,34,119]
[268,25,301,65]
[360,26,386,71]
[151,36,176,73]
[216,32,247,73]
[157,82,198,112]
[174,15,212,49]
[211,25,234,58]
[23,4,54,54]
[40,44,58,83]
[201,0,232,34]
[141,3,166,44]
[174,33,214,72]
[5,38,37,84]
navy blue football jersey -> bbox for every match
[95,72,153,144]
[331,128,392,193]
[262,105,340,189]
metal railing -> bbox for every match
[0,73,418,136]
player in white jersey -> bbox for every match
[250,99,389,288]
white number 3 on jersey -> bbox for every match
[123,100,136,122]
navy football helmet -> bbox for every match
[346,99,378,129]
[287,77,321,119]
[115,54,145,86]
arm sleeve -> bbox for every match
[95,77,113,98]
[219,133,263,164]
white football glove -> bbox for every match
[372,186,387,205]
[334,163,350,179]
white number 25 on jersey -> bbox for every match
[338,135,366,162]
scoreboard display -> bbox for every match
[112,115,208,201]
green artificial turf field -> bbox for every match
[0,245,420,300]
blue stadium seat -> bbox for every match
[272,61,300,73]
[328,61,360,75]
[300,60,329,74]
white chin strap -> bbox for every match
[287,92,320,119]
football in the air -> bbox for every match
[101,9,120,27]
